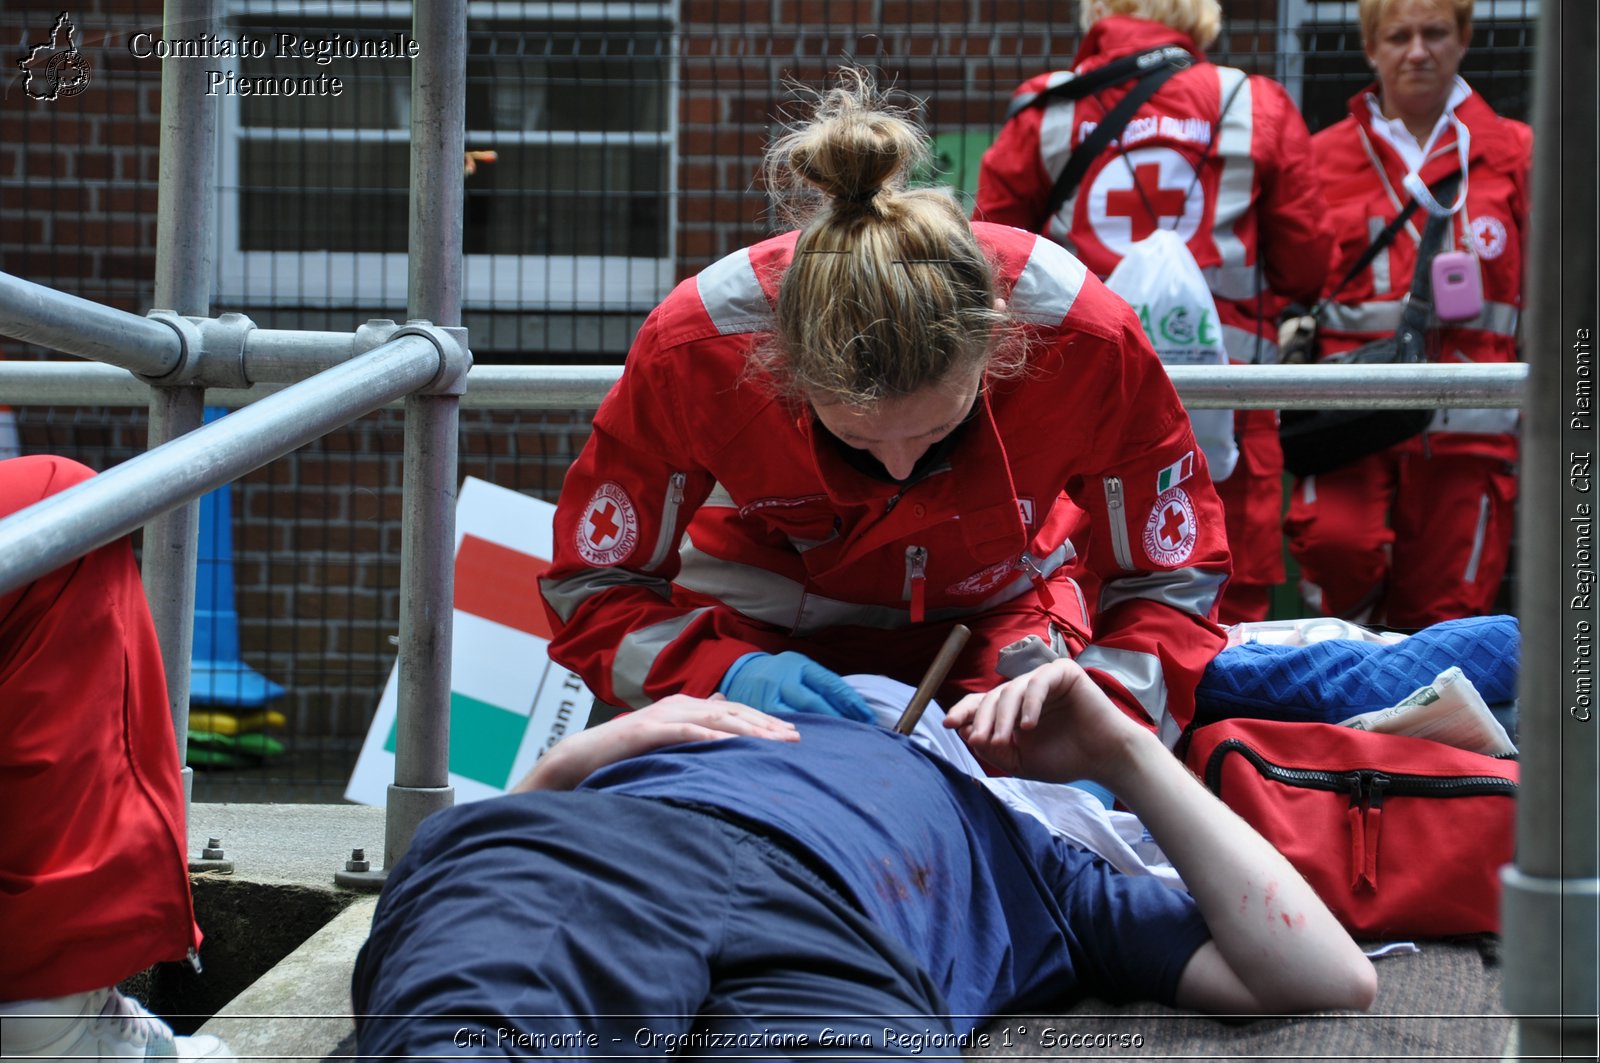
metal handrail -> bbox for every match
[0,359,1527,411]
[0,273,183,378]
[0,335,447,598]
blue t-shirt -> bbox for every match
[580,715,1210,1021]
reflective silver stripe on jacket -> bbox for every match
[674,538,1072,636]
[697,247,771,336]
[1074,643,1183,747]
[1011,68,1077,120]
[1222,324,1279,365]
[1463,491,1491,583]
[593,537,1079,704]
[541,567,673,626]
[1010,236,1087,325]
[1321,299,1520,337]
[1367,216,1393,295]
[1211,67,1255,286]
[1323,301,1403,333]
[1458,300,1521,336]
[611,607,716,708]
[1199,263,1262,302]
[1427,407,1520,435]
[1039,89,1078,240]
[674,542,813,628]
[973,541,1077,612]
[1098,564,1227,619]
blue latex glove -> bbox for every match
[718,651,876,723]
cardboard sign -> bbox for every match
[345,477,593,806]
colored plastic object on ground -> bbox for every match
[190,408,287,708]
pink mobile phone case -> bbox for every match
[1431,250,1483,322]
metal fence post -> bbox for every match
[1501,1,1600,1058]
[145,0,223,811]
[383,0,469,874]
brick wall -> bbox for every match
[2,0,1298,316]
[674,0,1090,267]
[3,0,164,313]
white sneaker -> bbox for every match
[0,986,234,1060]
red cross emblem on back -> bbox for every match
[1087,146,1206,254]
[1106,162,1188,243]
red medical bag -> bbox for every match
[1184,718,1518,938]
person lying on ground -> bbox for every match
[351,659,1374,1056]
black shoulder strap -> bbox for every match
[1003,45,1193,121]
[1313,204,1423,317]
[1044,55,1191,218]
[1312,172,1463,324]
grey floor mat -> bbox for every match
[973,940,1508,1061]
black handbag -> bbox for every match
[1278,175,1462,478]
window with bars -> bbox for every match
[215,1,677,312]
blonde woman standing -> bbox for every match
[976,0,1330,625]
[1285,0,1528,626]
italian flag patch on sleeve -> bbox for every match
[1156,451,1195,493]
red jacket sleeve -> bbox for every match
[974,100,1054,230]
[1059,298,1231,743]
[1251,78,1332,305]
[538,312,763,709]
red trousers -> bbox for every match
[1213,410,1286,625]
[1284,439,1519,628]
[0,456,199,1001]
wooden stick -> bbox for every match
[894,623,972,735]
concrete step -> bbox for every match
[139,803,389,1057]
[197,895,377,1061]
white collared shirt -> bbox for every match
[1363,76,1472,170]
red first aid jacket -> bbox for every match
[541,223,1231,743]
[1312,85,1529,456]
[975,16,1330,366]
[0,456,200,1000]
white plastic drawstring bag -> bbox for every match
[1103,228,1238,482]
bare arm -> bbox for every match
[511,694,799,793]
[945,660,1376,1014]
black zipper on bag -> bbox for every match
[1201,738,1519,801]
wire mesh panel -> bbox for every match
[1,0,1539,799]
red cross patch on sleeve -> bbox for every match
[1142,487,1197,567]
[576,482,640,567]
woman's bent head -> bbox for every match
[754,68,1019,413]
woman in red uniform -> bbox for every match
[975,0,1330,624]
[540,70,1232,748]
[1285,0,1528,626]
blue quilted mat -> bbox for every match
[1195,615,1520,726]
